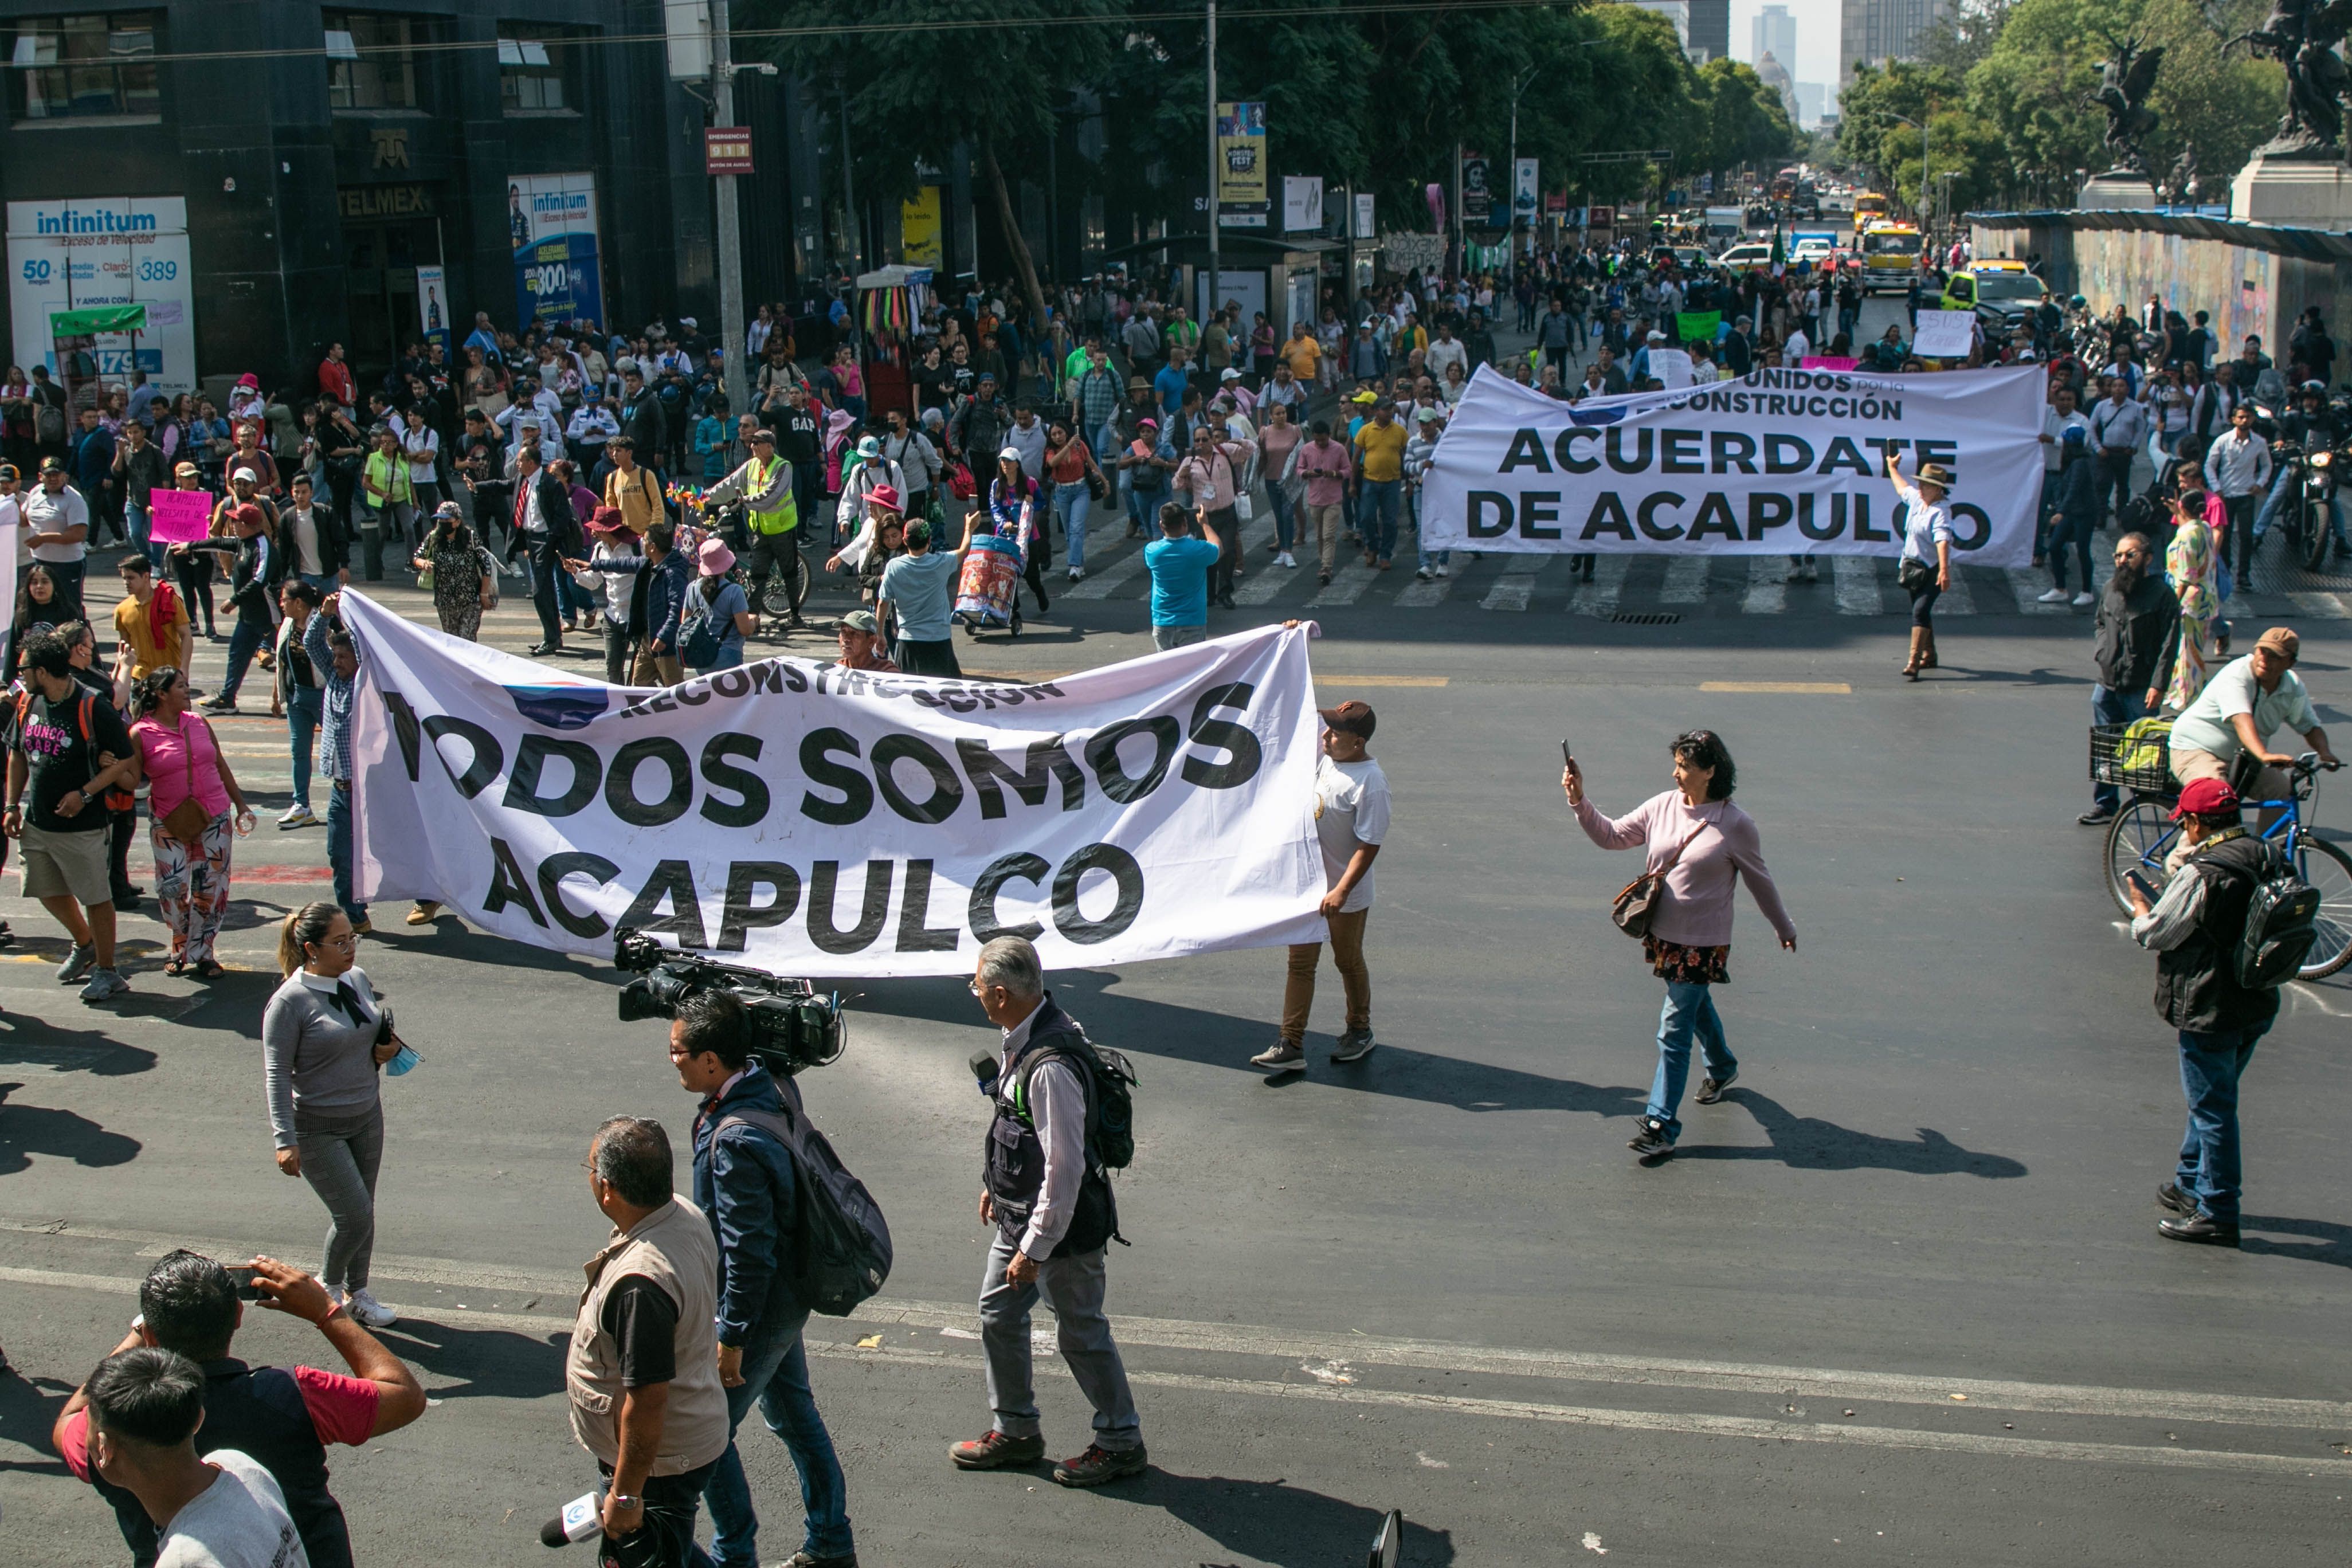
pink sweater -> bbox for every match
[1574,790,1795,948]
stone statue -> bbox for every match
[2224,0,2352,159]
[2084,30,2165,174]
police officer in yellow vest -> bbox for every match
[702,429,803,630]
[567,1115,731,1567]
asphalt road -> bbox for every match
[4,300,2351,1567]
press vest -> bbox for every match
[2154,832,2282,1035]
[95,1358,352,1568]
[566,1197,731,1475]
[747,455,798,536]
[982,997,1116,1259]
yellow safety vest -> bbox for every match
[747,455,798,536]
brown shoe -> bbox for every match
[950,1429,1045,1470]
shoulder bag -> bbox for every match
[1610,820,1710,940]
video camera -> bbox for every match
[613,928,846,1077]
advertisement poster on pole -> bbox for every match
[1281,176,1324,234]
[508,173,605,329]
[900,187,944,267]
[415,264,450,351]
[6,197,195,396]
[1354,193,1375,240]
[1513,159,1539,222]
[1216,101,1267,205]
[1461,154,1492,223]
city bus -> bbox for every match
[1853,190,1889,233]
[1860,220,1922,294]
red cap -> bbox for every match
[2172,777,2240,820]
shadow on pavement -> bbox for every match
[0,1015,157,1076]
[843,973,1651,1120]
[1094,1471,1452,1568]
[1675,1088,2027,1178]
[0,1366,75,1476]
[2238,1214,2352,1268]
[376,1318,566,1401]
[0,1081,143,1174]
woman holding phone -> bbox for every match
[261,901,406,1327]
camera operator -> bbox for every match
[568,1115,731,1568]
[670,991,857,1568]
[50,1249,427,1567]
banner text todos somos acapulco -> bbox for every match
[1421,363,2045,567]
[339,597,1330,977]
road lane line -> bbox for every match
[1741,558,1786,616]
[1314,675,1448,688]
[1700,681,1852,693]
[1060,536,1151,599]
[2288,591,2350,619]
[1832,555,1884,615]
[1937,568,1978,615]
[1659,557,1710,603]
[1476,558,1542,611]
[1306,557,1381,606]
[1566,557,1628,618]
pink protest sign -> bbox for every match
[1802,356,1859,371]
[147,489,214,544]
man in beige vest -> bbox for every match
[567,1116,730,1566]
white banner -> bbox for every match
[1912,309,1976,359]
[339,599,1330,976]
[1422,363,2044,565]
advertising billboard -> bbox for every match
[7,196,195,396]
[509,173,605,330]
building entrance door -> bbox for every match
[338,185,441,386]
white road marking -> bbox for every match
[1567,556,1628,618]
[1397,571,1457,607]
[1059,536,1151,599]
[1935,567,1977,616]
[1659,556,1711,603]
[1742,558,1787,616]
[2006,567,2071,613]
[2288,591,2351,619]
[1307,557,1382,607]
[1832,555,1884,615]
[1477,558,1543,611]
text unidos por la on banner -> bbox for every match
[338,598,1331,977]
[1420,363,2045,566]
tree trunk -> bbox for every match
[981,136,1052,362]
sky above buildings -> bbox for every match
[1732,0,1841,96]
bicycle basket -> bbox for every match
[2090,721,2174,794]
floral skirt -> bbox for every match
[1645,935,1729,986]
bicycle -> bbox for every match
[2095,731,2352,979]
[700,500,809,629]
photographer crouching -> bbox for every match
[670,990,857,1568]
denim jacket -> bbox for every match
[691,1060,802,1346]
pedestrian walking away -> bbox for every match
[1562,730,1796,1163]
[951,936,1147,1488]
[1255,695,1387,1074]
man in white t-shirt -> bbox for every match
[1255,697,1389,1074]
[79,1346,309,1567]
[2168,629,2337,828]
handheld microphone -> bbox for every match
[969,1049,1000,1097]
[540,1491,601,1547]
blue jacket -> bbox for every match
[692,1059,802,1346]
[644,546,693,655]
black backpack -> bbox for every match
[2235,843,2320,988]
[719,1081,892,1317]
[1013,1032,1138,1173]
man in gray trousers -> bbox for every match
[948,936,1146,1487]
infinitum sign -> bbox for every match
[7,196,197,395]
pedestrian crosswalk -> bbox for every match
[959,510,2341,622]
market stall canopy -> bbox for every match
[49,304,148,335]
[854,266,932,289]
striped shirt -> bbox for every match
[307,614,355,784]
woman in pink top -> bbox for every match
[1563,730,1796,1163]
[129,666,256,975]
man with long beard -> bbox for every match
[2080,531,2180,826]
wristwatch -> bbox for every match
[608,1493,642,1511]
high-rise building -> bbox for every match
[1632,0,1691,53]
[1687,0,1729,61]
[1751,5,1797,68]
[1796,81,1829,128]
[1840,0,1952,85]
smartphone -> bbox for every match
[2124,869,2158,902]
[223,1265,265,1302]
[1561,740,1574,766]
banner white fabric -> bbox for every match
[1422,363,2045,566]
[339,598,1330,976]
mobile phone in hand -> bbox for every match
[2124,868,2158,902]
[223,1265,265,1302]
[1561,740,1574,766]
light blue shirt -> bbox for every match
[1143,535,1219,627]
[879,550,957,642]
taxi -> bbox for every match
[1941,260,2049,335]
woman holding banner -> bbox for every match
[1887,455,1957,681]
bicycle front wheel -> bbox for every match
[2295,836,2352,979]
[2106,796,2176,917]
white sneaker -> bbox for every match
[2036,587,2069,603]
[1414,566,1433,581]
[1276,551,1296,569]
[1067,566,1083,581]
[2071,591,2095,607]
[1433,563,1448,578]
[344,1288,398,1328]
[278,803,318,829]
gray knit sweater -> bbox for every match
[261,966,384,1148]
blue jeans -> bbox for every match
[2047,508,2093,593]
[1052,480,1092,570]
[327,782,366,925]
[1647,981,1735,1143]
[2252,464,2345,547]
[697,1310,853,1566]
[1412,490,1448,572]
[1359,479,1402,562]
[126,499,165,570]
[2177,1023,2267,1223]
[1126,483,1163,534]
[217,618,268,703]
[2091,684,2150,811]
[286,684,323,810]
[1267,483,1296,552]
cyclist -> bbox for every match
[2166,628,2339,829]
[700,428,803,632]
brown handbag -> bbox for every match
[156,714,213,845]
[1610,822,1710,940]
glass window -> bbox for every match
[9,13,160,121]
[324,11,417,111]
[499,25,580,113]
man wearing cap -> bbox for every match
[2255,379,2350,562]
[193,502,289,714]
[1253,697,1387,1072]
[703,429,803,631]
[2127,777,2283,1246]
[23,456,92,622]
[833,609,898,674]
[2166,629,2338,814]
